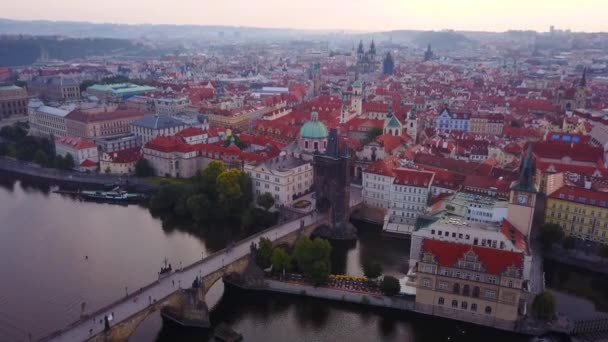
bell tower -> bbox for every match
[507,144,537,238]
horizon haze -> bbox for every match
[1,0,607,33]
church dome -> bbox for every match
[300,111,328,139]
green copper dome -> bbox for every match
[300,111,328,139]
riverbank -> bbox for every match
[544,245,608,276]
[0,156,158,192]
[224,275,548,337]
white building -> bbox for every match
[362,158,398,210]
[154,94,189,115]
[55,135,99,171]
[408,215,532,281]
[441,192,508,224]
[99,147,141,174]
[130,115,191,144]
[245,154,313,207]
[28,100,71,138]
[383,169,435,235]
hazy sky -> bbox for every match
[3,0,607,32]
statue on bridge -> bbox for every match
[312,128,357,240]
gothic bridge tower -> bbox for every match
[313,128,357,239]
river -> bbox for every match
[0,176,604,342]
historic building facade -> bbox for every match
[0,85,28,117]
[414,239,525,330]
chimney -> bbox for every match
[584,178,592,190]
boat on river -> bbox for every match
[80,190,145,202]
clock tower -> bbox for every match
[507,144,537,238]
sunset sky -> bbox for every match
[3,0,607,32]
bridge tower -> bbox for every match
[313,128,357,239]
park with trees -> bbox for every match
[148,160,277,233]
[0,123,74,170]
[254,236,333,286]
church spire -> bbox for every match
[511,144,537,193]
[580,67,587,87]
[357,40,364,55]
[369,40,376,56]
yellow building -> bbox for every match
[208,108,253,132]
[470,115,488,134]
[545,185,608,244]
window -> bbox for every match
[462,285,470,296]
[508,280,513,288]
[423,278,430,288]
[452,300,458,308]
[485,306,492,314]
[438,281,449,290]
[485,290,496,299]
[438,297,445,305]
[461,301,468,310]
[471,303,477,312]
[431,229,435,235]
[453,283,460,294]
[472,286,480,298]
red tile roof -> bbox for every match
[422,239,523,276]
[365,155,400,177]
[501,220,530,255]
[66,108,144,123]
[55,135,96,150]
[531,141,603,164]
[104,147,142,163]
[393,168,434,188]
[80,159,98,167]
[548,186,608,208]
[176,127,206,138]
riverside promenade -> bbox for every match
[0,157,157,192]
[40,213,325,342]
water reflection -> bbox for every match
[545,259,608,319]
[155,284,528,342]
[0,176,237,341]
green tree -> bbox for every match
[380,275,401,296]
[135,158,154,177]
[532,291,556,320]
[366,127,384,141]
[33,149,49,166]
[257,192,276,211]
[538,223,564,250]
[149,184,184,213]
[200,160,226,190]
[293,236,331,284]
[241,208,254,229]
[186,193,212,222]
[63,153,75,170]
[562,236,576,250]
[309,260,330,286]
[216,169,243,212]
[0,143,8,156]
[272,248,292,273]
[600,246,608,259]
[53,154,64,169]
[256,237,274,269]
[7,144,17,158]
[363,261,383,280]
[201,160,226,181]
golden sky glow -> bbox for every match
[2,0,607,32]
